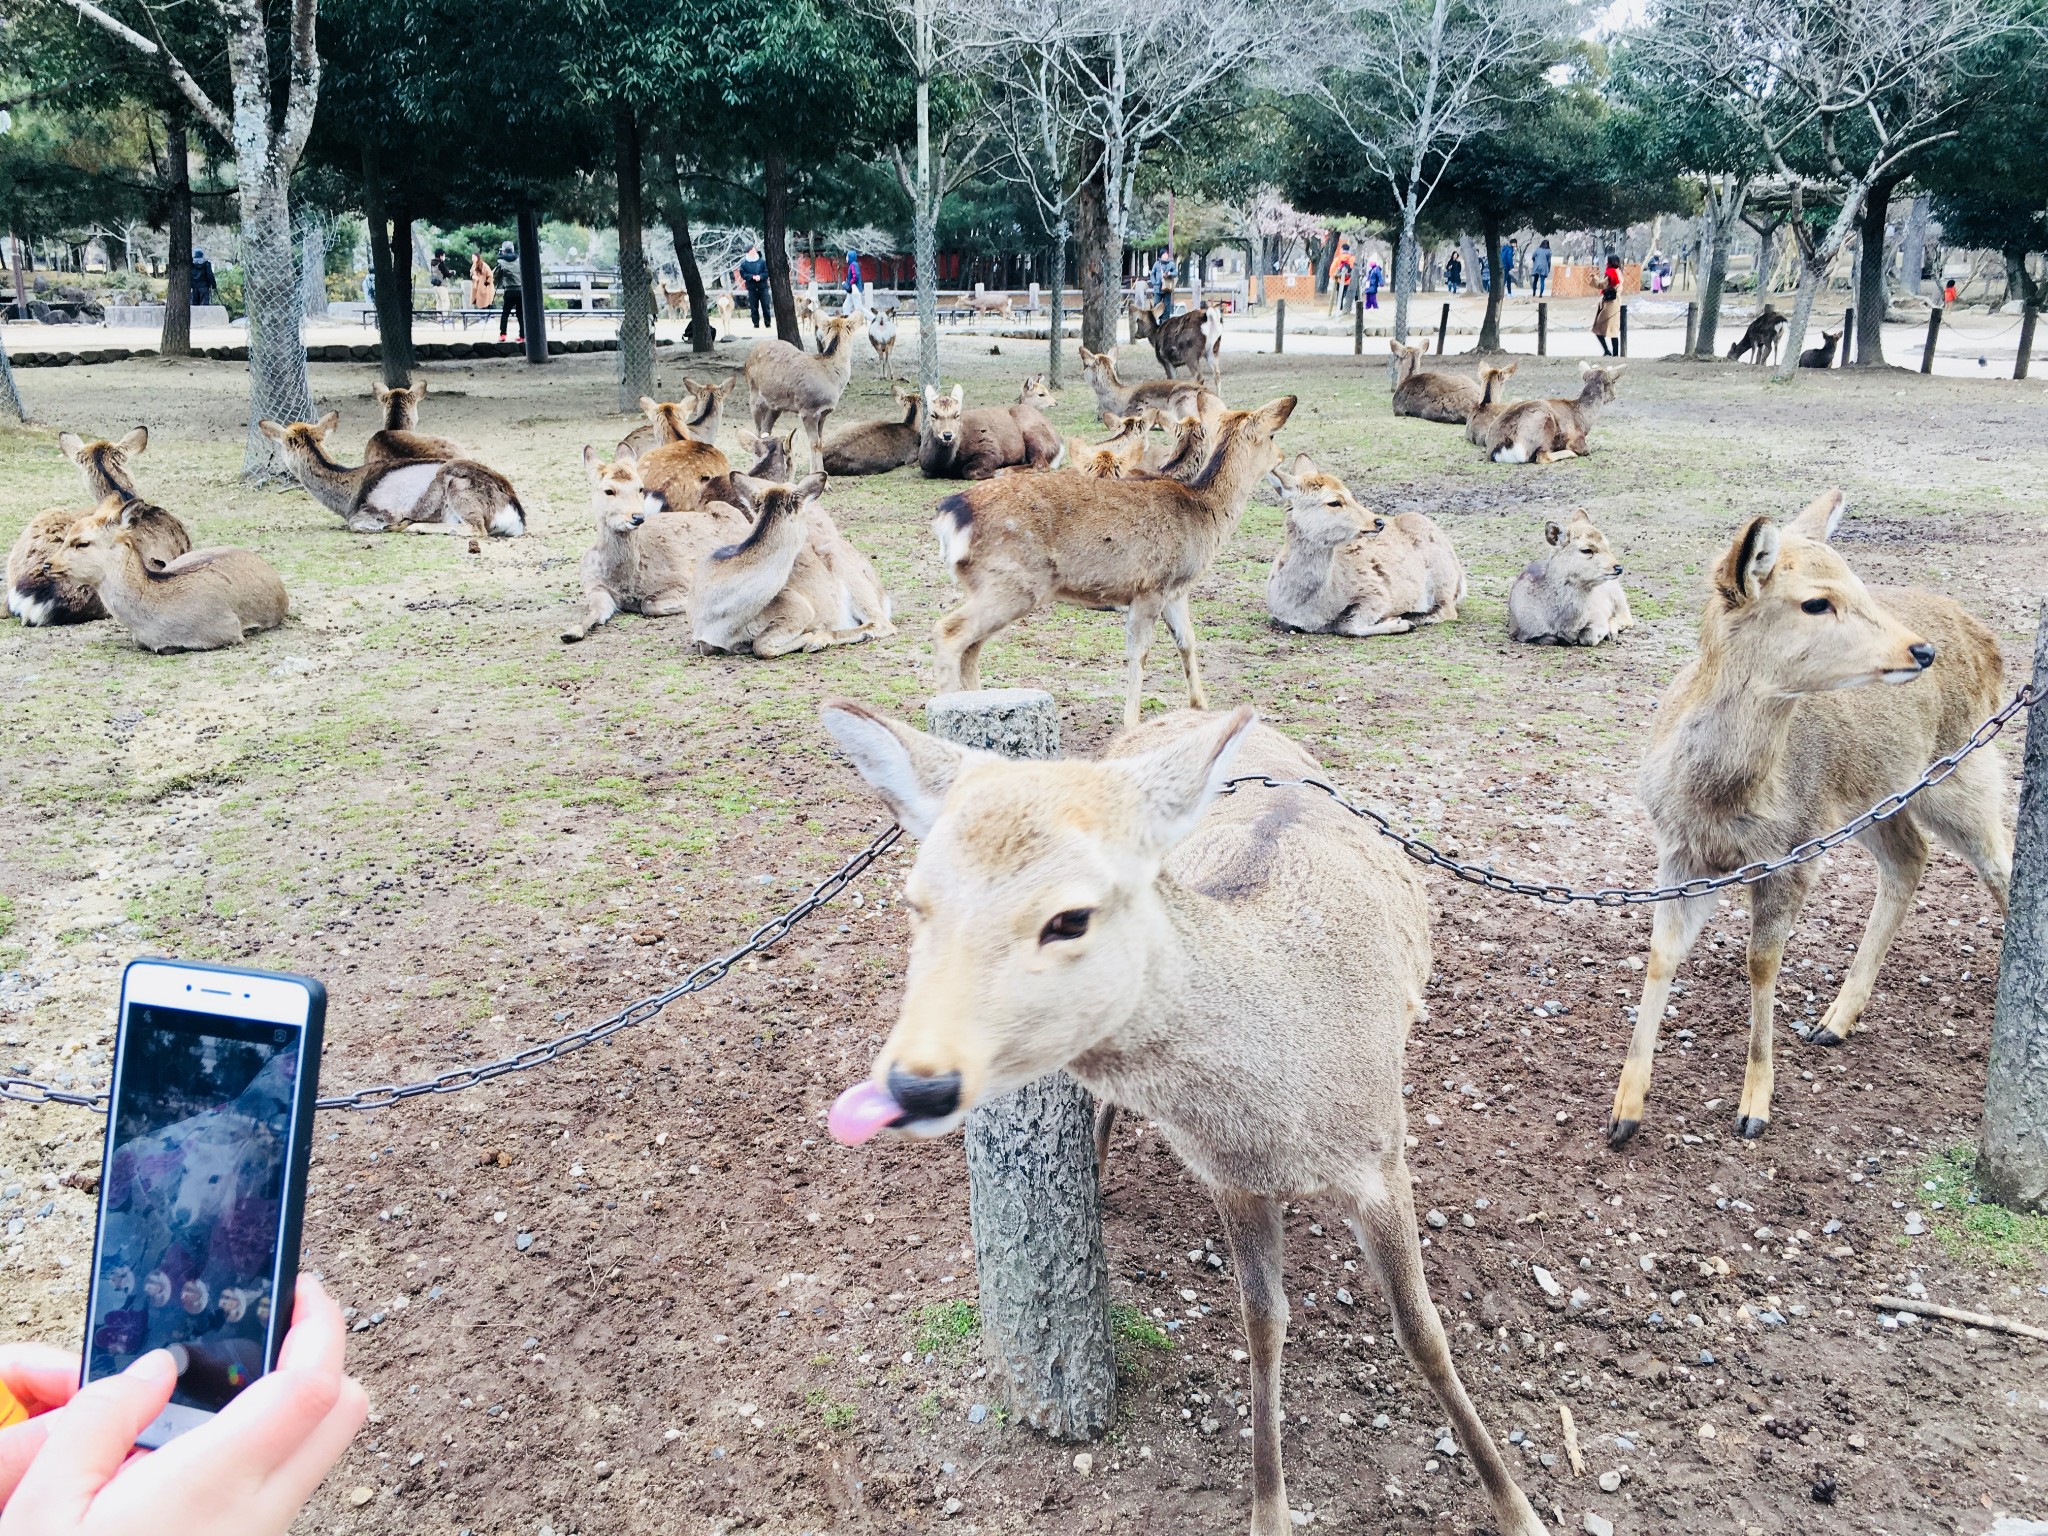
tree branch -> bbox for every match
[52,0,230,140]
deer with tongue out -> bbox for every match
[820,698,1551,1536]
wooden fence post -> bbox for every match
[1840,307,1854,367]
[1537,301,1548,357]
[1684,300,1698,357]
[925,688,1117,1438]
[1922,307,1943,374]
[1618,303,1629,358]
[1436,301,1450,357]
[1353,293,1363,354]
[1274,299,1285,354]
[1983,607,2048,1213]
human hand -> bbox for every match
[0,1343,91,1502]
[0,1274,366,1536]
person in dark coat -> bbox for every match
[494,242,523,341]
[190,250,217,309]
[740,245,772,328]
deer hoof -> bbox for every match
[1808,1027,1846,1047]
[1735,1114,1770,1140]
[1605,1116,1639,1150]
[560,629,585,644]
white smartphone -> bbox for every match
[81,959,325,1447]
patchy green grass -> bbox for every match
[1110,1303,1174,1380]
[802,1386,858,1431]
[912,1298,979,1362]
[1914,1145,2048,1271]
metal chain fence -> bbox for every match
[0,684,2031,1118]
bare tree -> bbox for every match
[1280,0,1564,345]
[47,0,318,474]
[1647,0,2022,378]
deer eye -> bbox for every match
[1040,909,1093,944]
[1801,597,1834,616]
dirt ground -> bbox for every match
[2,326,2047,1536]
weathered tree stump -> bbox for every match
[1984,605,2048,1212]
[924,688,1115,1440]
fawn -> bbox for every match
[1266,455,1463,636]
[1506,513,1633,646]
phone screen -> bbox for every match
[86,1002,302,1416]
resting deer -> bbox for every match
[367,381,463,463]
[1130,300,1224,388]
[1461,364,1520,449]
[690,474,892,657]
[1389,340,1483,424]
[1078,347,1222,431]
[1798,329,1841,369]
[562,448,749,643]
[1266,454,1463,636]
[1607,490,2010,1149]
[930,396,1296,724]
[1146,413,1213,482]
[1507,513,1633,645]
[822,388,923,476]
[917,384,1060,480]
[865,304,899,379]
[1727,307,1787,365]
[48,496,286,652]
[744,313,862,470]
[1481,364,1623,464]
[9,427,190,626]
[261,415,526,537]
[819,701,1552,1536]
[617,378,734,460]
[1065,415,1152,479]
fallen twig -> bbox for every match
[1870,1295,2048,1343]
[1559,1402,1585,1475]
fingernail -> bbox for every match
[128,1350,177,1383]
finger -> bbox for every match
[255,1374,367,1514]
[0,1344,82,1413]
[2,1350,174,1525]
[0,1419,53,1506]
[160,1364,340,1484]
[272,1275,345,1379]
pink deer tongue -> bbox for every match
[828,1080,904,1147]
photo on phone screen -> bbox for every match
[84,962,322,1444]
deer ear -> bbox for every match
[58,432,85,463]
[1717,516,1781,602]
[258,419,286,442]
[373,384,392,403]
[117,426,148,455]
[639,395,660,420]
[950,384,964,405]
[1257,396,1298,431]
[1119,706,1257,859]
[582,445,604,482]
[316,410,341,435]
[1787,488,1844,542]
[795,471,827,503]
[1545,521,1565,547]
[820,700,969,840]
[411,380,428,400]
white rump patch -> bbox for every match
[9,589,55,627]
[931,510,970,571]
[490,503,526,537]
[362,462,442,514]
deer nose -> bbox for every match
[1612,564,1624,575]
[629,514,645,528]
[887,1065,961,1121]
[1909,641,1936,669]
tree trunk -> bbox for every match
[762,148,801,350]
[1077,159,1120,354]
[6,230,27,322]
[2012,256,2039,382]
[363,149,416,388]
[1047,224,1067,389]
[1391,194,1419,346]
[1983,603,2048,1213]
[1899,194,1932,296]
[1312,231,1334,295]
[1852,177,1898,366]
[614,106,655,410]
[0,327,24,422]
[913,194,939,393]
[240,175,315,478]
[1692,179,1746,358]
[300,213,328,319]
[924,689,1116,1441]
[517,208,547,365]
[656,135,713,355]
[1476,208,1505,353]
[160,117,194,357]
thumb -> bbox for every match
[0,1351,175,1528]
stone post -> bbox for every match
[924,688,1116,1439]
[1983,606,2048,1212]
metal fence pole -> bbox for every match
[1618,303,1629,358]
[1274,298,1285,354]
[1353,294,1363,354]
[1840,307,1854,367]
[1922,307,1943,374]
[1537,301,1548,357]
[925,688,1116,1439]
[1436,301,1451,357]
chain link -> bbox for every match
[1222,682,2033,907]
[0,825,902,1118]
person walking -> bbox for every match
[189,249,217,310]
[1500,240,1517,297]
[493,241,523,341]
[1363,257,1382,311]
[1331,244,1354,312]
[468,251,493,312]
[1647,248,1665,294]
[1592,258,1622,357]
[739,244,771,329]
[1445,249,1463,296]
[844,247,865,300]
[1530,238,1552,298]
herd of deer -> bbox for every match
[6,301,2016,1536]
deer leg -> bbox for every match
[933,581,1036,694]
[1160,594,1207,711]
[1213,1188,1292,1536]
[637,591,692,619]
[1092,1102,1119,1169]
[1123,597,1168,726]
[562,587,618,643]
[1809,819,1929,1047]
[1735,873,1811,1138]
[1334,612,1415,638]
[1607,890,1714,1148]
[1919,761,2012,914]
[801,409,829,472]
[1343,1167,1549,1536]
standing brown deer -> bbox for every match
[819,701,1551,1536]
[743,313,863,470]
[1607,490,2011,1147]
[1129,300,1224,387]
[929,396,1296,724]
